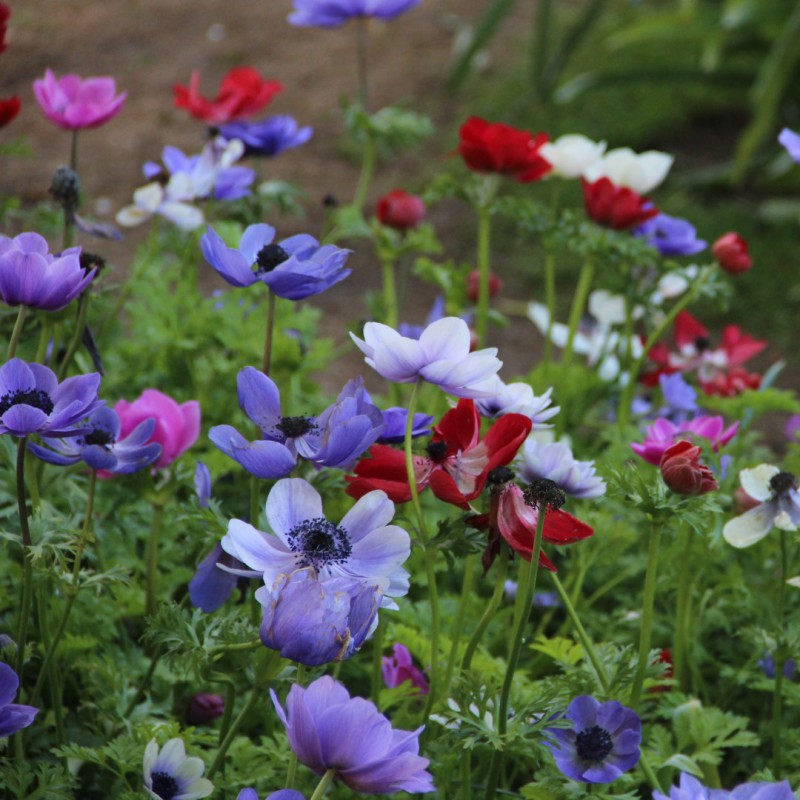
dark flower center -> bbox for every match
[276,415,317,439]
[255,243,290,274]
[523,478,566,511]
[770,471,797,497]
[488,466,515,485]
[150,771,180,800]
[80,252,107,274]
[575,725,614,762]
[426,441,449,463]
[0,388,54,418]
[83,427,115,448]
[286,517,352,571]
[694,336,711,352]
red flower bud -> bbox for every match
[660,440,718,496]
[0,96,20,128]
[186,692,225,725]
[375,189,425,231]
[649,648,674,694]
[581,177,659,230]
[712,232,752,274]
[466,269,503,303]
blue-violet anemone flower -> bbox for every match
[255,567,380,666]
[779,128,800,165]
[201,223,351,300]
[520,438,606,499]
[546,695,641,784]
[238,792,305,800]
[475,376,560,424]
[28,406,162,473]
[289,0,421,28]
[0,358,102,438]
[377,407,433,444]
[217,115,313,157]
[188,542,246,614]
[271,675,434,793]
[0,662,38,738]
[634,211,706,257]
[654,771,796,800]
[0,232,96,311]
[221,477,411,609]
[142,737,213,800]
[351,317,501,399]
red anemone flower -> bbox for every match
[660,440,718,496]
[581,177,659,230]
[346,399,531,509]
[469,481,593,573]
[173,67,283,124]
[458,117,552,182]
[0,95,20,128]
[0,4,10,54]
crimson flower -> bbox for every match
[173,67,283,124]
[660,440,718,496]
[458,117,551,182]
[376,189,425,231]
[346,398,531,509]
[712,232,752,274]
[0,3,10,53]
[0,96,19,128]
[581,177,658,230]
[470,480,593,572]
[467,269,502,303]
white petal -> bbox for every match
[740,464,780,502]
[266,478,323,538]
[418,317,471,362]
[723,504,775,548]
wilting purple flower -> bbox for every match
[256,568,380,666]
[185,693,224,726]
[654,771,796,800]
[634,211,706,257]
[382,643,429,694]
[143,737,213,800]
[0,359,102,438]
[758,651,797,680]
[221,478,410,609]
[632,416,738,466]
[546,695,641,784]
[0,233,96,311]
[520,439,606,499]
[217,115,313,157]
[271,675,434,793]
[475,376,559,424]
[201,223,351,300]
[779,128,800,164]
[188,542,246,614]
[28,406,161,473]
[194,462,212,507]
[0,662,38,738]
[351,317,501,399]
[377,407,433,444]
[210,369,383,478]
[289,0,421,27]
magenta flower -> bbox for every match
[113,389,200,469]
[33,69,126,130]
[382,644,429,695]
[631,416,738,466]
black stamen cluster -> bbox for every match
[523,478,566,511]
[575,725,614,762]
[287,517,352,571]
[487,466,514,486]
[425,441,449,463]
[83,427,115,448]
[255,243,290,274]
[0,388,54,417]
[150,771,180,800]
[770,471,797,497]
[276,416,317,439]
[79,252,107,275]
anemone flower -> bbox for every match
[221,478,410,609]
[654,771,796,800]
[545,695,641,784]
[474,377,560,424]
[631,415,738,466]
[289,0,422,27]
[520,438,606,499]
[142,737,213,800]
[217,115,313,157]
[382,643,429,694]
[583,146,673,195]
[0,662,38,738]
[0,359,102,438]
[271,676,434,793]
[33,69,126,130]
[634,211,706,257]
[201,223,351,300]
[0,233,96,312]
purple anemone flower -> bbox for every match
[377,407,433,444]
[221,477,410,609]
[519,439,606,499]
[654,772,796,800]
[634,211,706,257]
[217,115,313,157]
[0,232,96,312]
[238,792,305,800]
[271,675,434,793]
[210,369,383,478]
[28,406,162,473]
[201,223,351,300]
[255,568,380,666]
[779,128,800,164]
[194,462,212,507]
[758,651,797,680]
[289,0,421,27]
[351,317,502,399]
[0,359,102,438]
[382,643,429,695]
[658,373,698,420]
[142,737,213,800]
[189,542,247,614]
[546,695,641,784]
[0,662,38,738]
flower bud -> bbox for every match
[712,232,752,274]
[186,692,224,725]
[466,269,503,303]
[50,166,80,212]
[660,440,718,495]
[376,189,426,231]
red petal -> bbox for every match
[674,311,707,351]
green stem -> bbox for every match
[57,289,91,380]
[443,554,477,694]
[639,751,664,793]
[484,508,547,800]
[550,572,610,694]
[462,547,509,671]
[543,248,556,365]
[562,258,595,370]
[207,686,261,779]
[262,289,276,376]
[353,131,376,210]
[69,129,79,172]
[145,504,165,617]
[35,319,52,364]
[14,438,33,674]
[476,203,492,348]
[673,527,692,691]
[217,678,236,747]
[6,305,27,360]
[381,257,398,330]
[123,644,164,718]
[773,530,790,778]
[309,769,336,800]
[630,524,663,708]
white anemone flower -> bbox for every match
[723,465,800,549]
[116,174,204,231]
[474,376,559,425]
[143,738,213,800]
[583,147,674,195]
[539,133,606,179]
